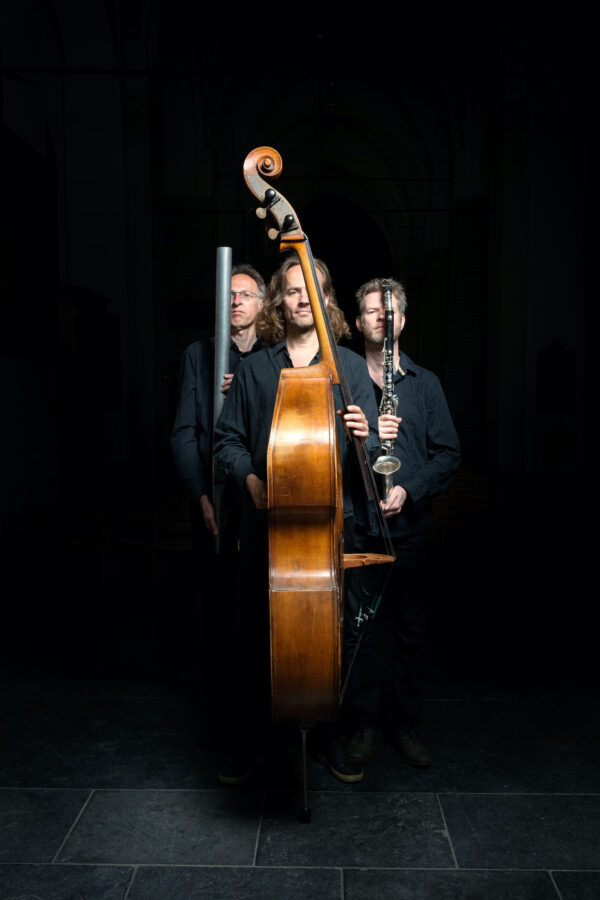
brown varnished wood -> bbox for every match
[243,147,394,725]
[267,364,344,722]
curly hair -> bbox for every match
[257,253,351,345]
[355,277,407,316]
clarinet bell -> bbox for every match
[373,454,401,476]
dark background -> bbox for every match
[0,2,593,685]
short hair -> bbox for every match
[231,263,266,298]
[355,277,407,316]
[257,252,351,345]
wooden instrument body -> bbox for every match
[267,363,344,723]
[243,146,394,727]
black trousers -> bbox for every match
[341,530,433,732]
[226,496,271,746]
[189,485,248,740]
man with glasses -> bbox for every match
[170,263,266,731]
[171,264,266,533]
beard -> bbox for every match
[284,307,315,333]
[362,319,402,348]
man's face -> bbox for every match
[230,273,262,329]
[281,264,328,332]
[356,290,404,346]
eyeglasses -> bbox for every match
[231,290,258,302]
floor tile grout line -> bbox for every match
[436,791,600,797]
[252,791,266,866]
[2,787,599,797]
[122,863,138,899]
[436,792,459,869]
[3,862,599,873]
[548,870,565,900]
[50,789,96,864]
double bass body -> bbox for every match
[268,363,345,723]
[242,146,394,730]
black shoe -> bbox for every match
[318,737,364,784]
[218,746,265,785]
[392,726,431,768]
[347,727,377,763]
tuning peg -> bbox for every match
[256,188,279,217]
[281,214,296,233]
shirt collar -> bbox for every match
[231,336,264,357]
[272,340,321,367]
[397,352,417,377]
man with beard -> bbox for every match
[213,254,380,784]
[345,277,461,770]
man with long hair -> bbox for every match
[257,254,350,345]
[213,253,381,784]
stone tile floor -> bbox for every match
[1,673,599,899]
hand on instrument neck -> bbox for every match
[338,404,370,440]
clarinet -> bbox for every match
[372,280,401,498]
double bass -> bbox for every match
[243,148,394,748]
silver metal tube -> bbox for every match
[213,247,232,552]
[213,246,232,427]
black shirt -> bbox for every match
[373,352,461,539]
[213,341,381,521]
[170,336,265,499]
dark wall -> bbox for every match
[0,2,592,681]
